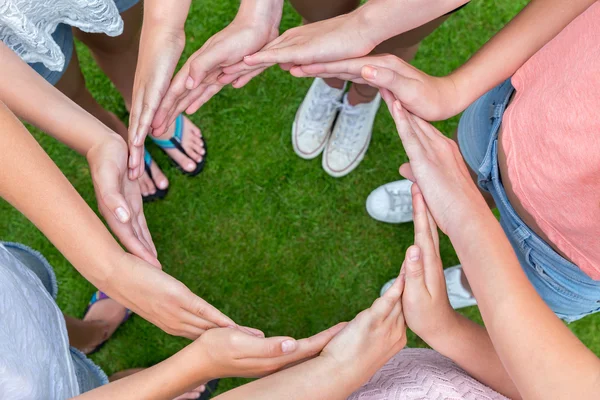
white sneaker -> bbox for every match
[379,265,478,310]
[292,78,346,159]
[322,93,381,177]
[366,180,414,223]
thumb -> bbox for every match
[403,245,427,296]
[399,163,416,182]
[95,162,131,223]
[186,49,223,90]
[362,65,419,104]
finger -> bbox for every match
[243,45,303,66]
[403,245,429,299]
[185,293,237,328]
[390,101,427,162]
[133,91,162,147]
[279,62,295,71]
[129,144,145,179]
[186,49,225,90]
[294,321,347,354]
[179,324,207,340]
[152,66,190,131]
[173,392,202,400]
[135,210,158,258]
[239,325,265,338]
[222,60,256,75]
[110,219,160,267]
[185,84,224,114]
[96,163,131,223]
[411,185,437,267]
[232,67,265,89]
[380,88,396,106]
[399,163,416,182]
[234,332,299,358]
[413,184,441,256]
[361,65,418,104]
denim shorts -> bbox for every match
[2,242,109,393]
[29,0,139,85]
[457,79,600,323]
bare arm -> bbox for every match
[449,0,597,114]
[387,101,600,399]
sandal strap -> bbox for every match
[150,114,184,150]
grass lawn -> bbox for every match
[2,0,599,394]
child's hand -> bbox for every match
[290,54,465,121]
[319,271,407,384]
[191,323,346,380]
[401,184,459,342]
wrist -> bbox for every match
[354,2,387,49]
[447,69,483,115]
[237,0,283,29]
[420,310,463,350]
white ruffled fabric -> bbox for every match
[0,0,124,71]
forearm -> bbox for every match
[215,357,356,400]
[450,0,596,112]
[74,347,207,400]
[0,102,122,286]
[0,43,115,155]
[357,0,469,47]
[449,210,600,399]
[428,313,520,399]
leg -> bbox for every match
[64,314,111,353]
[288,0,361,90]
[74,3,206,173]
[53,44,169,196]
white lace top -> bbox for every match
[0,0,123,71]
[0,244,79,399]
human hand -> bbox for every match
[401,183,460,342]
[105,253,243,339]
[86,134,160,268]
[189,322,347,380]
[221,11,378,88]
[384,98,489,235]
[128,24,187,179]
[319,268,407,383]
[149,3,283,138]
[291,54,464,121]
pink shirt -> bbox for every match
[502,2,600,279]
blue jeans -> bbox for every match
[29,0,139,85]
[2,242,109,393]
[457,79,600,322]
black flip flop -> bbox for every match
[142,149,169,203]
[151,114,206,177]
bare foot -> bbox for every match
[110,369,208,399]
[153,116,205,173]
[81,296,130,354]
[64,314,110,353]
[139,158,169,198]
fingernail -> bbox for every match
[409,246,420,261]
[394,100,402,112]
[115,207,130,223]
[185,77,195,89]
[364,66,377,80]
[281,339,297,353]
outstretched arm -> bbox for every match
[0,42,158,266]
[387,100,600,399]
[292,0,596,121]
[0,102,237,339]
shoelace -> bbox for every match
[385,187,413,213]
[301,92,343,137]
[330,102,368,155]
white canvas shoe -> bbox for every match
[292,78,346,160]
[380,265,478,310]
[322,93,381,177]
[366,180,414,224]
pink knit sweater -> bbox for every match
[349,349,508,400]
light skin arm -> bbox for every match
[293,0,596,121]
[388,100,600,399]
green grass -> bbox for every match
[2,0,600,393]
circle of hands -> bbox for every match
[86,5,489,379]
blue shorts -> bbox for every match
[457,79,600,323]
[2,242,109,393]
[29,0,139,85]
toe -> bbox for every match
[149,162,169,190]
